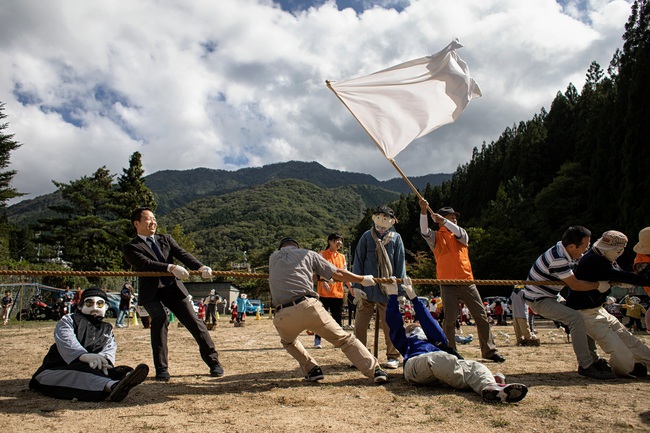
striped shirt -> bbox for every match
[524,241,576,301]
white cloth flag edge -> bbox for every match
[327,39,482,159]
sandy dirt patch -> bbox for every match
[1,315,649,433]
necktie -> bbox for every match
[147,237,165,262]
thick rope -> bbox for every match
[0,269,564,286]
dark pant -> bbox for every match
[144,291,219,372]
[206,304,217,324]
[316,297,343,339]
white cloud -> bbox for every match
[0,0,632,203]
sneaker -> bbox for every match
[493,372,506,385]
[373,366,389,383]
[314,336,322,349]
[305,366,324,382]
[578,363,617,380]
[487,354,506,363]
[109,364,149,402]
[482,383,528,403]
[155,369,171,382]
[385,358,400,369]
[592,358,612,372]
[209,362,224,377]
[631,362,648,378]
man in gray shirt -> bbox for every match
[269,237,389,383]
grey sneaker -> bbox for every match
[482,383,528,403]
[373,366,389,384]
[305,366,324,382]
[578,363,617,380]
[385,358,399,369]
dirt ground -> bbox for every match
[1,314,649,433]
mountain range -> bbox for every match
[6,161,451,224]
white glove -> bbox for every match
[172,265,190,279]
[597,281,611,293]
[79,353,110,375]
[381,277,398,296]
[353,288,368,305]
[360,275,376,287]
[402,275,416,299]
[199,266,213,279]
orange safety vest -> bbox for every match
[433,226,474,280]
[317,249,346,298]
[633,253,650,296]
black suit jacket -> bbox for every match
[122,234,204,305]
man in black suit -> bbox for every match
[122,207,224,381]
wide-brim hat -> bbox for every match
[437,207,460,219]
[593,230,628,251]
[633,227,650,254]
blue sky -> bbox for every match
[0,0,633,203]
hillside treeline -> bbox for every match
[371,0,650,284]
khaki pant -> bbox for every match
[403,351,494,396]
[273,297,378,379]
[580,307,650,376]
[353,298,400,361]
[512,317,534,343]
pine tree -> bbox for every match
[0,102,23,206]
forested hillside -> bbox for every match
[357,1,650,285]
[158,178,393,267]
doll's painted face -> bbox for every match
[80,296,107,317]
[601,247,625,262]
[372,213,395,235]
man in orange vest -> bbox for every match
[313,233,352,348]
[419,198,504,363]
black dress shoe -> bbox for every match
[155,369,171,381]
[488,354,506,363]
[209,363,224,377]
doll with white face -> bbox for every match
[372,206,397,236]
[80,296,108,317]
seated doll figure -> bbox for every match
[384,278,528,403]
[30,286,149,402]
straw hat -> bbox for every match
[633,227,650,254]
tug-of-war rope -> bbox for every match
[0,269,564,287]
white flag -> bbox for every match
[327,39,481,159]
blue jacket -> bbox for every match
[352,228,406,303]
[386,295,448,365]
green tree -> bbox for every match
[0,102,23,206]
[117,151,157,214]
[37,167,125,273]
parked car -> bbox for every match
[105,292,140,319]
[104,292,122,318]
[246,299,264,315]
[482,296,512,319]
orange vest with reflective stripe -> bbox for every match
[433,226,474,280]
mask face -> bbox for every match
[80,296,108,317]
[372,214,395,235]
[603,247,625,262]
[406,326,427,341]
